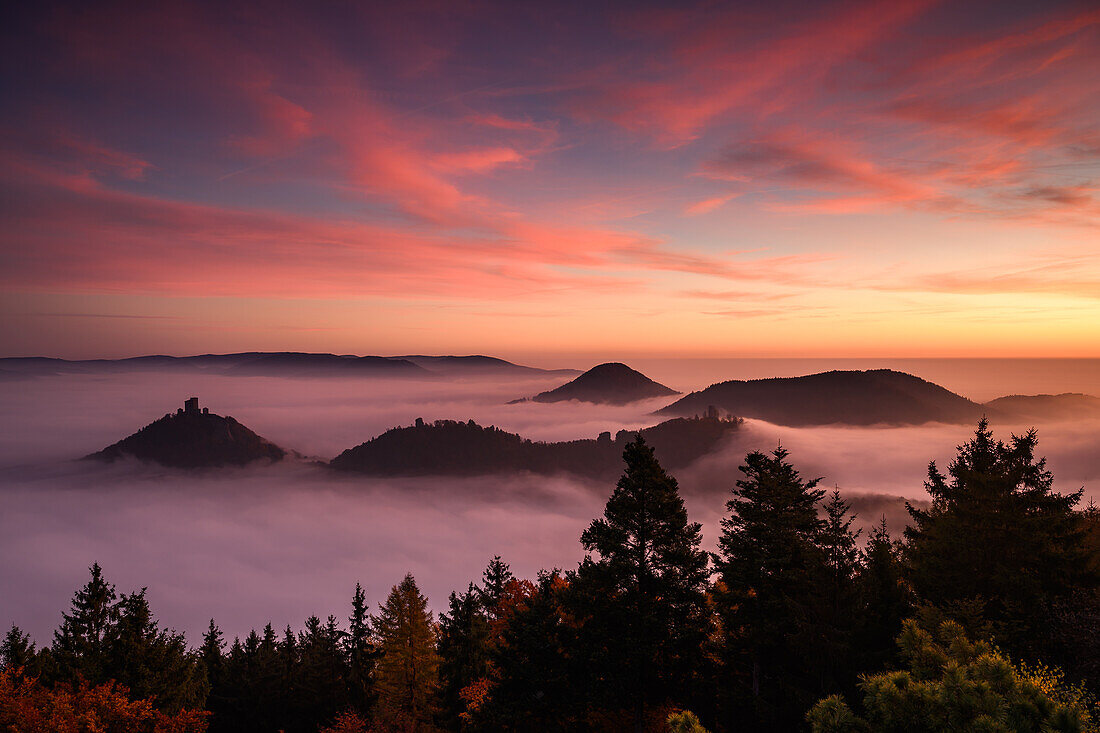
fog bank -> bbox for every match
[1,367,1097,648]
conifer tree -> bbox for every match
[51,562,117,683]
[808,620,1094,732]
[0,626,35,673]
[200,620,229,730]
[905,419,1089,659]
[817,490,861,695]
[576,435,711,731]
[295,615,349,730]
[372,573,440,731]
[478,556,514,621]
[715,446,826,730]
[106,589,208,712]
[48,567,206,714]
[437,584,492,727]
[345,582,377,716]
[480,571,576,730]
[855,519,911,673]
[200,619,224,679]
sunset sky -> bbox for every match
[1,0,1098,360]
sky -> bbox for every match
[1,0,1098,359]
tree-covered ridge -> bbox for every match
[329,415,741,479]
[5,421,1099,732]
[530,362,679,405]
[86,407,286,468]
[658,369,985,426]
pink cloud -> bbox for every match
[684,193,738,216]
[570,0,939,144]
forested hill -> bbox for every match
[529,362,679,405]
[983,393,1100,420]
[329,415,741,479]
[86,401,286,468]
[657,369,983,426]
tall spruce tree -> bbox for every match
[51,562,117,683]
[437,584,492,728]
[905,419,1089,659]
[715,446,827,731]
[0,625,35,673]
[479,571,577,731]
[855,518,912,673]
[372,573,440,731]
[576,435,711,731]
[345,583,377,717]
[817,490,861,696]
[46,564,206,713]
[105,589,208,712]
[478,556,514,621]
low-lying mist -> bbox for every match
[1,369,1097,648]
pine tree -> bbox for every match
[479,571,576,730]
[576,435,711,731]
[478,556,514,621]
[105,589,209,712]
[0,626,35,673]
[200,619,224,679]
[345,583,377,716]
[715,446,827,731]
[808,620,1094,732]
[200,620,230,731]
[51,562,117,683]
[295,615,349,730]
[437,584,492,727]
[372,573,441,731]
[855,518,911,673]
[817,490,861,695]
[905,419,1089,659]
[48,567,206,714]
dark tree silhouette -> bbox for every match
[905,419,1089,660]
[855,519,912,673]
[437,584,492,728]
[715,446,827,730]
[576,435,711,732]
[0,626,35,673]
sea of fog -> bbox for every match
[1,360,1098,646]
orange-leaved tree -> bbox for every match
[0,666,208,732]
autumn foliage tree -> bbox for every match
[372,573,441,731]
[0,667,208,733]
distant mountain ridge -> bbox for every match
[225,353,425,377]
[982,393,1100,420]
[529,362,679,405]
[86,398,286,468]
[397,355,579,376]
[657,369,984,426]
[330,415,741,479]
[0,352,573,379]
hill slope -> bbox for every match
[223,353,427,378]
[396,355,579,377]
[0,352,571,378]
[330,415,741,479]
[531,362,679,405]
[657,369,983,426]
[983,393,1100,420]
[86,400,286,468]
